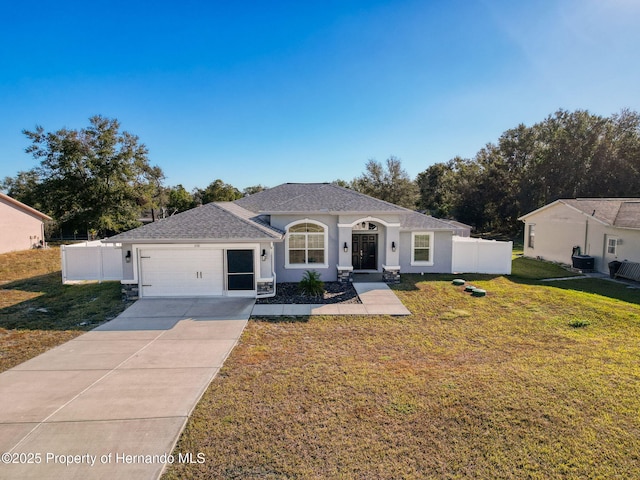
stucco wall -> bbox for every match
[522,203,640,273]
[399,230,453,274]
[270,214,339,282]
[0,198,46,254]
[522,204,586,265]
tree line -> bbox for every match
[416,109,640,235]
[3,109,639,238]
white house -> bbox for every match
[519,198,640,274]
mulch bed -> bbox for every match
[256,282,361,304]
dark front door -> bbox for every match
[352,234,377,270]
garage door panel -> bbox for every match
[140,249,223,297]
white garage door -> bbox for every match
[139,249,224,297]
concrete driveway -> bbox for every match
[0,297,254,480]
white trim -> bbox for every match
[336,265,354,271]
[338,216,400,228]
[284,219,329,269]
[606,236,618,256]
[411,232,435,266]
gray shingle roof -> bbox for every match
[400,211,462,231]
[104,202,284,242]
[104,183,457,243]
[234,183,410,214]
[562,198,640,229]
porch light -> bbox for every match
[343,242,348,253]
[125,250,132,263]
[391,241,396,252]
[261,249,267,261]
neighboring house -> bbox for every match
[0,192,51,254]
[104,183,489,299]
[519,198,640,274]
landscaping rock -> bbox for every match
[256,282,361,305]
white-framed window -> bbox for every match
[528,224,535,248]
[607,237,617,255]
[411,232,434,266]
[285,220,328,268]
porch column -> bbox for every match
[383,224,401,283]
[336,222,353,283]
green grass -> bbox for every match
[0,248,129,372]
[511,256,582,280]
[163,269,640,479]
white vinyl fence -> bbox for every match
[61,240,124,283]
[451,237,512,275]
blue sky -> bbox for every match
[1,0,639,191]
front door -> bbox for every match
[352,234,377,270]
[604,234,619,265]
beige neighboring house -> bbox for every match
[0,192,51,254]
[519,198,640,274]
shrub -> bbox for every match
[569,319,590,328]
[299,270,324,297]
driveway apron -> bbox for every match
[0,297,254,480]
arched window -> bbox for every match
[285,221,328,268]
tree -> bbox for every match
[1,170,43,210]
[242,185,267,196]
[351,156,418,208]
[331,179,351,189]
[166,184,194,214]
[415,108,640,236]
[6,115,163,236]
[194,179,243,204]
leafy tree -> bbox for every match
[416,161,458,217]
[243,185,267,196]
[416,108,640,236]
[194,179,243,204]
[331,179,351,189]
[5,115,163,236]
[351,156,418,208]
[166,184,195,214]
[1,170,43,210]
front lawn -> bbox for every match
[163,271,640,479]
[0,248,128,372]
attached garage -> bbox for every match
[103,201,283,299]
[139,248,225,297]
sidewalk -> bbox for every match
[251,282,410,316]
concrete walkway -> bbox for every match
[0,297,254,480]
[251,282,410,316]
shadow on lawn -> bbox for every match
[394,273,502,291]
[0,271,127,331]
[395,272,640,306]
[540,278,640,306]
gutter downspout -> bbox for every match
[584,219,589,255]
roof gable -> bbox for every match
[0,193,51,221]
[105,202,284,242]
[520,198,640,229]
